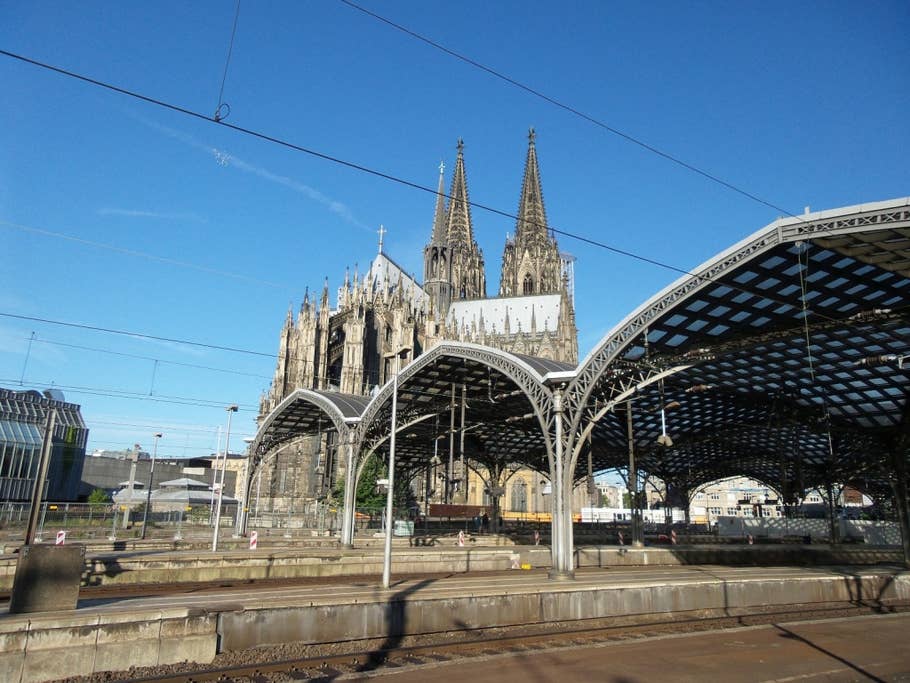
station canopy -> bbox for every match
[572,199,910,500]
[356,345,572,478]
[254,199,910,503]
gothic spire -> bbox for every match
[445,139,474,247]
[430,161,447,244]
[515,127,549,242]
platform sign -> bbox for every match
[55,530,66,546]
[249,530,258,550]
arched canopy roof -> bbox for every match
[356,342,573,474]
[567,197,910,497]
[252,388,370,457]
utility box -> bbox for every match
[9,544,85,613]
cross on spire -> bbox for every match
[377,224,386,254]
[438,160,445,176]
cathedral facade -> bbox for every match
[257,131,578,512]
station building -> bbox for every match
[0,387,88,502]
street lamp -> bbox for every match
[212,405,238,552]
[382,348,408,589]
[140,433,162,540]
[235,436,255,536]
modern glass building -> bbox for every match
[0,387,88,502]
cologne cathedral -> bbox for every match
[257,131,579,512]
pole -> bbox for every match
[341,433,357,547]
[627,402,643,547]
[209,425,222,524]
[212,405,238,552]
[382,354,400,589]
[140,433,162,540]
[24,410,56,545]
[123,446,139,529]
[447,383,455,503]
[235,438,254,536]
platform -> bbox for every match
[1,564,908,682]
[0,541,902,590]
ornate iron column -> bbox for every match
[340,430,358,548]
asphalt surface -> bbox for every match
[353,613,910,682]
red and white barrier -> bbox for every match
[55,530,66,546]
[533,530,540,546]
[618,531,624,546]
[670,529,677,545]
[457,530,465,547]
[249,530,258,551]
[747,534,754,545]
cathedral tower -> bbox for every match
[422,163,453,319]
[499,129,563,297]
[422,140,486,316]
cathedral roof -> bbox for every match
[367,252,428,309]
[446,293,563,335]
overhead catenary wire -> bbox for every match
[214,0,242,122]
[0,48,784,281]
[0,48,867,320]
[28,336,273,380]
[0,219,294,291]
[2,376,257,411]
[1,48,901,404]
[338,0,805,223]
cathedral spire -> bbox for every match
[515,127,549,242]
[445,139,474,247]
[430,161,447,244]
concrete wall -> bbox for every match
[217,570,910,652]
[0,608,217,683]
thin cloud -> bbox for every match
[97,208,208,223]
[134,114,372,232]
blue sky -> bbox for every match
[1,1,908,463]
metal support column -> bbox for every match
[341,432,357,547]
[548,387,574,580]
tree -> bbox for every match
[333,454,387,512]
[87,488,110,508]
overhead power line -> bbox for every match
[0,311,274,358]
[3,376,258,411]
[29,336,273,380]
[0,47,726,277]
[338,0,802,222]
[0,219,293,291]
[0,48,884,356]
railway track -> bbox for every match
[66,600,909,683]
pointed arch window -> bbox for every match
[522,274,534,295]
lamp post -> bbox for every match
[235,436,254,536]
[140,433,162,540]
[212,405,238,552]
[382,348,408,589]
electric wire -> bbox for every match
[214,0,242,122]
[28,336,273,380]
[338,0,803,222]
[0,44,876,336]
[2,377,258,411]
[0,311,274,358]
[0,219,294,291]
[1,51,903,405]
[90,419,220,434]
[0,48,756,279]
[0,47,868,316]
